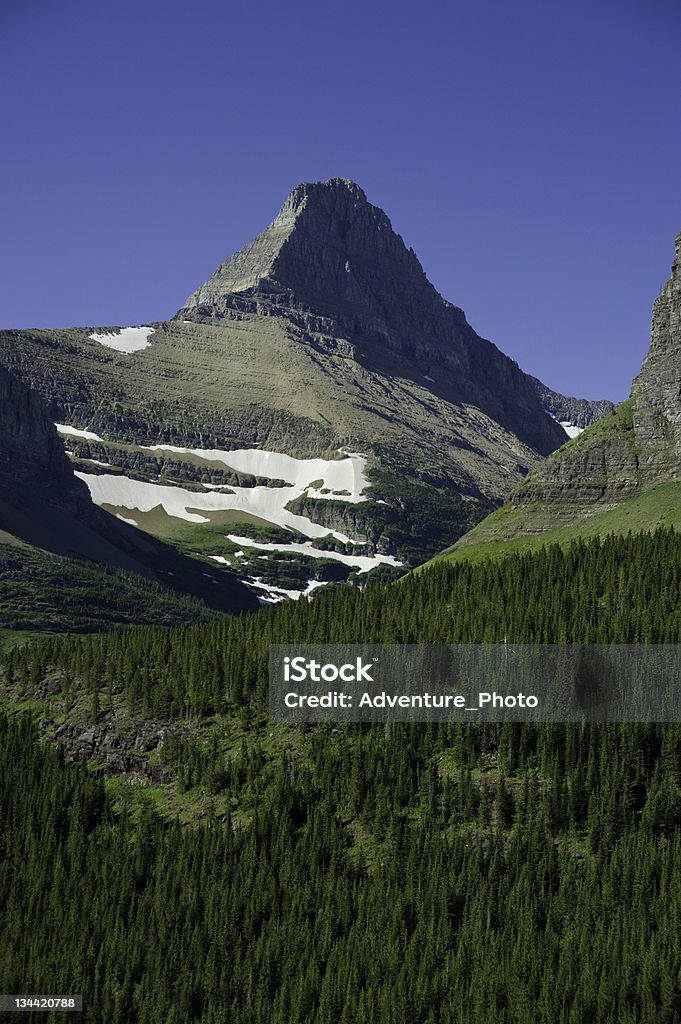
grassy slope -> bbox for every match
[425,481,681,565]
[422,398,680,566]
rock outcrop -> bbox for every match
[0,365,100,539]
[0,365,88,506]
[630,230,681,481]
[527,376,614,430]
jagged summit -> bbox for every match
[634,228,681,377]
[174,178,567,458]
[174,177,439,329]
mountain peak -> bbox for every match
[174,178,430,324]
[173,180,568,458]
[285,178,368,210]
[268,178,371,233]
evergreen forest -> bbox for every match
[2,529,681,1022]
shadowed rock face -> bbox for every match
[0,365,87,508]
[175,177,567,458]
[0,366,256,613]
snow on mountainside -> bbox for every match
[542,413,584,439]
[0,179,614,603]
[89,327,155,353]
[66,434,402,598]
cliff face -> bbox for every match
[630,230,681,481]
[527,376,614,430]
[176,178,567,459]
[449,228,681,553]
[0,365,89,511]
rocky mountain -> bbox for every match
[0,179,611,598]
[0,365,82,511]
[176,179,567,459]
[443,229,681,560]
[630,230,681,478]
[527,376,614,435]
[0,366,257,625]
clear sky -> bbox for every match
[1,0,679,401]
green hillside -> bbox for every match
[421,396,681,567]
[0,542,222,634]
[428,478,681,566]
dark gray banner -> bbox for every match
[269,645,681,722]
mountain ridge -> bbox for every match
[438,227,681,561]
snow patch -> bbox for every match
[544,410,584,440]
[89,327,155,353]
[245,577,329,602]
[75,472,355,539]
[73,457,110,468]
[116,514,139,527]
[78,446,375,540]
[226,534,402,574]
[55,424,103,442]
[75,443,392,564]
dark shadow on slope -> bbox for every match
[0,496,258,615]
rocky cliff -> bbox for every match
[447,228,681,556]
[630,230,681,481]
[0,365,92,518]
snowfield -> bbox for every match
[69,438,401,584]
[225,534,402,574]
[88,327,155,353]
[56,424,104,442]
[141,444,370,503]
[75,465,367,544]
[559,421,584,438]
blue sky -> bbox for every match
[1,0,679,401]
